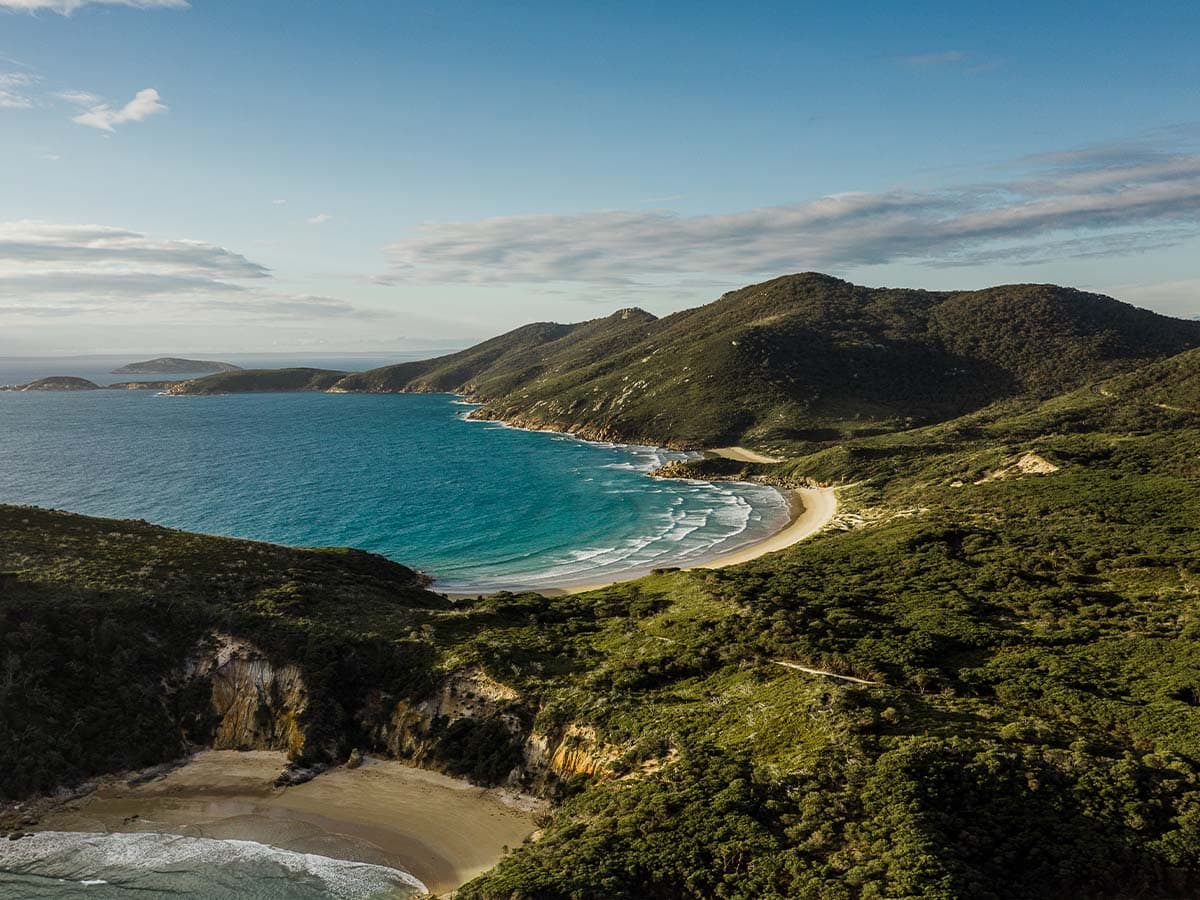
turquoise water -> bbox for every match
[0,832,423,899]
[0,389,788,591]
[0,375,789,895]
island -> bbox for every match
[111,357,243,375]
[1,376,102,392]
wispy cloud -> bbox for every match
[62,86,166,131]
[0,0,187,14]
[0,221,268,297]
[380,134,1200,288]
[0,71,36,108]
[0,221,373,324]
[306,213,332,225]
[199,294,374,320]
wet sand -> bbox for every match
[33,750,542,896]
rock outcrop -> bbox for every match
[185,634,309,757]
[177,641,626,797]
[375,666,622,793]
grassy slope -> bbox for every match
[455,351,1200,898]
[0,511,446,796]
[5,346,1200,897]
[168,367,347,395]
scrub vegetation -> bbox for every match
[5,277,1200,897]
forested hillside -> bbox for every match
[7,344,1200,897]
[173,274,1200,450]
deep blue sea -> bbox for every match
[0,356,788,592]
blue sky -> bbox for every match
[2,0,1199,353]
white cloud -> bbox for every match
[55,89,101,106]
[64,87,166,131]
[272,199,288,206]
[0,71,36,108]
[306,213,332,225]
[0,221,373,324]
[380,138,1200,287]
[0,221,268,301]
[0,0,187,14]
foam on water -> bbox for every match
[0,831,425,899]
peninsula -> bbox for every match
[170,274,1200,451]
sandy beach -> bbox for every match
[548,485,837,595]
[694,485,837,568]
[444,444,834,598]
[31,750,541,896]
[710,445,784,464]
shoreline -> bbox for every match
[9,383,834,597]
[26,750,542,896]
[446,480,836,599]
[436,420,837,597]
[541,483,836,595]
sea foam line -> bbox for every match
[0,831,428,899]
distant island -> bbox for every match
[1,376,178,392]
[111,357,242,375]
[1,376,101,392]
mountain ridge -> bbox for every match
[170,273,1200,448]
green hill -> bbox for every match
[169,366,347,395]
[172,274,1200,448]
[5,352,1200,896]
[111,357,242,375]
[7,376,102,392]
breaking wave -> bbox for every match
[0,831,426,899]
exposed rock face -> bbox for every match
[381,667,523,762]
[186,634,308,757]
[377,667,621,792]
[177,642,623,796]
[525,724,621,780]
[975,451,1061,484]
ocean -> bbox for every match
[0,356,788,895]
[0,355,787,897]
[0,832,424,898]
[0,357,788,592]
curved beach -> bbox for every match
[553,482,837,595]
[30,750,542,896]
[696,485,837,568]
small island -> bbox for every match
[1,376,102,392]
[111,357,243,375]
